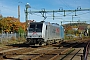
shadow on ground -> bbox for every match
[59,42,87,48]
[6,42,40,48]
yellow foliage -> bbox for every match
[0,17,21,33]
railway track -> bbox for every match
[60,49,81,60]
[1,47,74,60]
[0,39,89,60]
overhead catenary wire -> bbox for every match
[76,11,90,16]
[59,0,71,9]
[0,5,16,13]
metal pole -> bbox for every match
[18,5,20,21]
[72,15,73,21]
[25,3,30,36]
[25,7,28,29]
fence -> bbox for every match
[0,33,17,43]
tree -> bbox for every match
[0,17,21,33]
[18,27,25,33]
[17,27,25,37]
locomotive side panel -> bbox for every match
[48,25,60,39]
[44,23,61,44]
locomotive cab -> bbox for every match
[26,22,44,45]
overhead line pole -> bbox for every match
[25,3,31,36]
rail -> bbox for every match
[84,41,90,60]
[70,49,81,60]
[59,48,75,60]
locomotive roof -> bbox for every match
[30,21,60,27]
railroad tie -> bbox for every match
[49,54,59,60]
[31,53,44,60]
[61,47,72,54]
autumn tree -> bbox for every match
[0,17,22,33]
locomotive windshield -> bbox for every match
[29,23,43,32]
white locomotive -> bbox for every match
[26,21,64,46]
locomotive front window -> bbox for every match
[29,23,43,32]
[29,24,35,32]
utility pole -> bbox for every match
[18,1,22,21]
[18,5,20,21]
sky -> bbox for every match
[0,0,90,24]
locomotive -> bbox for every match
[26,21,64,46]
